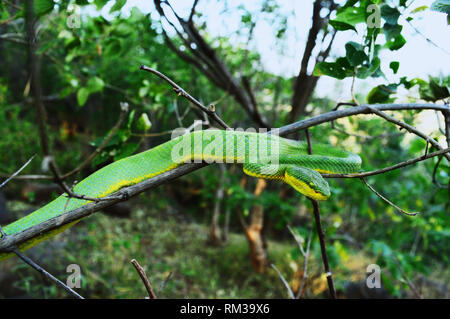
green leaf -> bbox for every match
[103,38,122,57]
[94,0,109,10]
[86,76,104,93]
[335,6,366,26]
[380,4,401,25]
[383,23,406,50]
[114,143,140,161]
[366,84,397,103]
[419,77,450,101]
[34,0,54,16]
[313,61,347,79]
[110,0,126,13]
[329,20,357,32]
[138,86,149,98]
[345,42,368,66]
[92,151,110,167]
[410,5,428,13]
[356,57,381,79]
[127,110,136,130]
[431,0,450,14]
[136,113,152,132]
[77,87,89,107]
[389,61,400,74]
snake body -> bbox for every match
[0,130,361,261]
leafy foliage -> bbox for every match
[0,0,448,299]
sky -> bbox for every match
[97,0,450,100]
[84,0,449,141]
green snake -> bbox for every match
[0,130,361,261]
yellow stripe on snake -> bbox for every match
[0,130,361,261]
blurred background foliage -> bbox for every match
[0,0,449,298]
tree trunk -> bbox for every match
[244,204,268,273]
[207,164,225,245]
[238,178,269,273]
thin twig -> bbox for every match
[432,155,445,187]
[392,255,423,299]
[158,271,173,296]
[1,226,83,299]
[350,74,360,105]
[270,263,295,299]
[287,225,312,298]
[305,129,313,155]
[13,248,84,299]
[277,103,450,137]
[131,259,157,299]
[322,148,450,178]
[361,178,418,216]
[61,103,128,179]
[0,155,35,189]
[140,65,230,129]
[296,229,312,299]
[366,105,450,161]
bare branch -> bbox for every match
[61,103,129,179]
[277,103,450,136]
[153,0,269,127]
[13,247,84,299]
[361,178,418,216]
[270,263,295,299]
[131,259,157,299]
[304,130,336,299]
[0,155,35,189]
[393,255,423,299]
[322,148,450,179]
[366,105,450,161]
[309,198,336,299]
[287,225,312,298]
[140,64,230,129]
[158,271,173,296]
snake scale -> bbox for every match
[0,130,361,261]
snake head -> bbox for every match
[284,166,330,201]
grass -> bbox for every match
[1,197,446,298]
[0,201,302,298]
